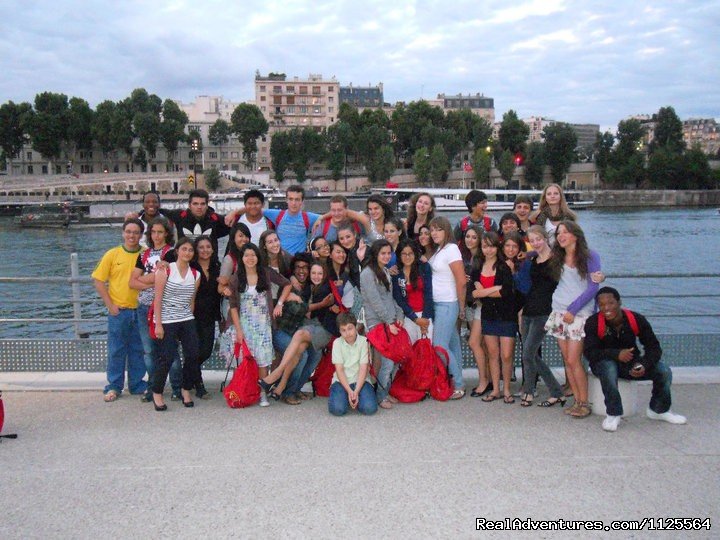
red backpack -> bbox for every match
[310,337,337,397]
[597,309,639,339]
[0,390,18,441]
[389,366,428,403]
[429,346,454,401]
[223,341,261,408]
[405,337,438,391]
[276,209,310,231]
[460,215,493,234]
[141,244,172,268]
[366,322,413,364]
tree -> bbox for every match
[543,123,578,183]
[497,149,516,184]
[67,97,94,154]
[0,101,32,172]
[646,147,684,188]
[204,168,221,191]
[92,100,117,154]
[133,111,161,167]
[391,100,445,160]
[325,122,353,181]
[413,147,430,183]
[651,106,684,154]
[367,144,395,184]
[682,146,713,189]
[606,119,646,188]
[593,131,615,182]
[614,119,645,161]
[498,110,529,156]
[113,99,136,169]
[473,147,491,188]
[470,117,494,151]
[27,92,69,169]
[270,130,291,183]
[523,141,545,187]
[208,118,231,169]
[160,99,188,171]
[357,124,390,180]
[287,128,324,183]
[428,144,449,185]
[230,103,268,168]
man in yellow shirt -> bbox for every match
[92,219,147,402]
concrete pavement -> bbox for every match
[1,378,718,539]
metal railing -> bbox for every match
[1,254,720,371]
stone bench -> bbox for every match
[588,373,640,417]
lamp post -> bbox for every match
[191,138,199,181]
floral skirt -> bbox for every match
[544,311,587,342]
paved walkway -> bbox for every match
[1,374,718,538]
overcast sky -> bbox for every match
[1,0,718,131]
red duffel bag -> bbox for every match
[429,346,454,401]
[223,341,261,408]
[389,367,427,403]
[405,337,437,391]
[366,322,413,364]
[310,337,337,397]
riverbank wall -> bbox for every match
[586,189,720,208]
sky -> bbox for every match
[1,0,718,132]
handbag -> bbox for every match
[366,322,413,364]
[222,341,261,408]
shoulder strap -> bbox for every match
[191,267,199,280]
[484,215,492,231]
[265,216,275,230]
[180,210,187,219]
[597,314,606,338]
[353,222,361,235]
[302,211,310,230]
[460,216,470,232]
[141,248,152,266]
[624,309,640,336]
[328,280,347,312]
[276,209,287,228]
[229,253,238,274]
[322,218,331,238]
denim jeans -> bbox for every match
[136,303,182,393]
[153,319,201,394]
[328,382,378,416]
[432,301,463,389]
[521,314,563,398]
[273,329,312,396]
[374,346,396,403]
[105,309,147,395]
[590,359,673,416]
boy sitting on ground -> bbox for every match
[328,312,378,416]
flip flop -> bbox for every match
[503,395,516,404]
[103,390,119,402]
[482,393,500,403]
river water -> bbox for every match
[1,206,718,338]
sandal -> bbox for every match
[570,401,592,418]
[482,393,500,403]
[520,393,533,407]
[503,395,515,404]
[387,394,399,404]
[450,389,466,400]
[281,395,301,405]
[538,397,566,408]
[470,383,493,398]
[295,391,312,401]
[564,401,580,415]
[379,399,393,409]
[268,390,281,401]
[103,390,119,402]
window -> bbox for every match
[328,86,334,92]
[328,96,334,102]
[42,165,48,174]
[312,86,321,94]
[286,85,294,93]
[299,86,307,94]
[26,152,32,160]
[260,95,266,101]
[221,151,228,158]
[273,85,282,93]
[273,95,282,105]
[259,85,265,92]
[27,165,33,174]
[313,107,320,114]
[261,106,266,111]
[286,96,295,105]
[261,136,266,142]
[328,106,333,113]
[209,152,218,159]
[231,151,239,158]
[287,106,295,113]
[150,164,157,172]
[188,125,201,133]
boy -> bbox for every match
[92,219,148,402]
[453,190,498,241]
[512,195,534,233]
[328,313,377,416]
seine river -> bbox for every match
[1,206,718,338]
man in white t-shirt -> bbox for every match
[238,189,274,246]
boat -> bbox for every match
[15,202,88,228]
[370,187,594,212]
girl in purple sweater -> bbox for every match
[544,221,601,418]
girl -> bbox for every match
[218,222,251,298]
[545,221,601,418]
[405,192,436,240]
[361,240,404,409]
[191,235,221,399]
[416,224,433,262]
[262,262,337,404]
[392,239,433,343]
[460,225,491,397]
[471,232,517,404]
[337,223,365,288]
[519,226,565,408]
[310,236,331,266]
[228,244,292,407]
[259,229,293,302]
[327,241,350,293]
[383,217,406,275]
[530,183,578,244]
[428,216,467,399]
[129,217,182,403]
[151,238,201,411]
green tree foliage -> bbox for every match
[27,92,69,164]
[0,101,32,168]
[367,145,395,184]
[67,97,94,153]
[543,123,578,183]
[134,111,160,163]
[325,122,353,181]
[428,144,449,185]
[614,119,645,161]
[230,103,269,167]
[208,119,230,147]
[160,99,189,170]
[497,149,516,184]
[498,110,529,156]
[391,100,445,160]
[287,128,324,183]
[357,124,391,181]
[470,117,494,151]
[683,146,713,189]
[413,147,430,183]
[92,100,117,154]
[472,147,491,188]
[651,106,684,154]
[605,153,645,188]
[646,147,685,188]
[113,99,136,166]
[204,168,221,191]
[524,141,545,187]
[593,131,614,182]
[270,130,291,183]
[337,103,361,132]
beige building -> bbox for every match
[254,72,340,170]
[683,118,719,155]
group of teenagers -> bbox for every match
[92,182,687,430]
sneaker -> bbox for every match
[170,391,181,402]
[259,392,270,407]
[602,415,622,432]
[646,408,687,424]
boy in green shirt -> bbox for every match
[328,313,377,416]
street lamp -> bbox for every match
[191,138,199,179]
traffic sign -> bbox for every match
[187,174,195,185]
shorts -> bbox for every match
[302,318,333,352]
[544,311,587,341]
[465,305,482,322]
[482,319,518,338]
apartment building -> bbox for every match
[434,93,495,123]
[683,118,719,155]
[339,83,384,108]
[254,72,339,169]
